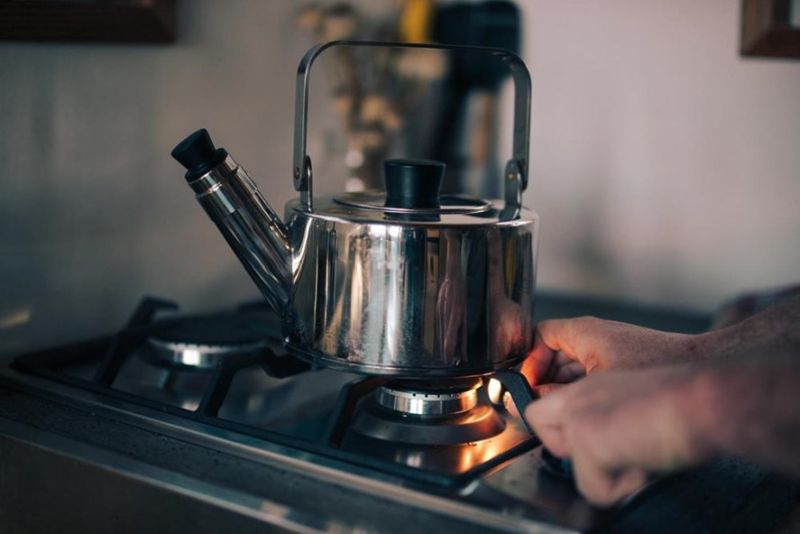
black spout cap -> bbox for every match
[384,159,445,209]
[171,128,228,181]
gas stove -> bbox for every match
[1,294,796,533]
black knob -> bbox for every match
[171,128,228,181]
[384,159,445,209]
[541,447,574,478]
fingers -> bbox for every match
[536,318,584,356]
[524,388,571,457]
[609,468,648,504]
[520,330,557,386]
[572,451,648,507]
[526,388,648,506]
[532,383,566,397]
[537,317,607,372]
[523,317,610,386]
[524,372,653,507]
[551,358,586,382]
[571,450,615,504]
[530,420,569,458]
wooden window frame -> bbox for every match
[0,0,177,44]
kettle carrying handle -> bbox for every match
[292,40,531,214]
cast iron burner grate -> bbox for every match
[11,297,540,489]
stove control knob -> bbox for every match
[541,447,574,478]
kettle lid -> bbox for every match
[333,158,492,217]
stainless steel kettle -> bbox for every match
[171,41,537,378]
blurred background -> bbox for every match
[1,0,799,355]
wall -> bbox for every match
[521,0,800,308]
[0,1,309,354]
[1,0,799,355]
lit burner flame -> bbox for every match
[487,378,504,405]
[181,348,201,367]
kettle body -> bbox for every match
[283,193,538,376]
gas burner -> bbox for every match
[349,378,508,446]
[350,397,506,446]
[337,376,533,474]
[141,313,274,371]
[375,377,482,417]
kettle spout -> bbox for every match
[172,129,292,312]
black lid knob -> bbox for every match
[384,159,445,209]
[171,128,228,181]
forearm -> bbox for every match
[694,295,800,362]
[702,297,800,358]
[686,353,800,476]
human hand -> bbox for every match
[521,317,705,389]
[524,365,712,506]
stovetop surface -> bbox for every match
[6,295,541,486]
[1,292,797,533]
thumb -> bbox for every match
[520,330,557,386]
[524,391,571,457]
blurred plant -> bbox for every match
[295,1,445,191]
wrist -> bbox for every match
[680,329,729,362]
